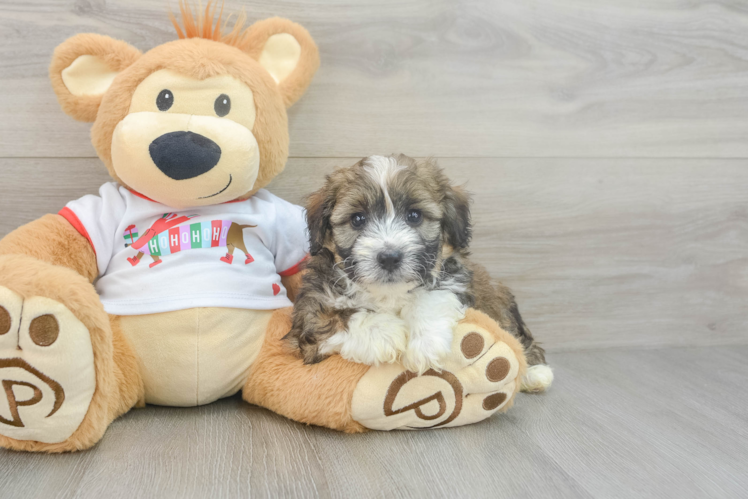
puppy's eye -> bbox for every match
[156,89,174,111]
[214,94,231,117]
[350,213,367,229]
[406,209,422,225]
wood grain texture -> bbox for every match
[1,346,747,498]
[4,0,748,157]
[1,157,745,351]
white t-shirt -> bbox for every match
[59,183,308,315]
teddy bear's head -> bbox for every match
[49,2,319,209]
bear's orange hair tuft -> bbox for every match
[169,0,252,50]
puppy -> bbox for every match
[285,155,553,392]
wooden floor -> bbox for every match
[1,0,747,497]
[2,346,748,498]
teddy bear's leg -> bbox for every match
[243,307,526,432]
[0,255,144,452]
[243,308,369,432]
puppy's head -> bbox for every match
[307,155,471,286]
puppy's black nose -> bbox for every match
[377,249,403,272]
[149,131,221,180]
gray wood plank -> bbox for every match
[515,346,748,498]
[1,157,746,351]
[4,0,748,158]
[1,346,747,498]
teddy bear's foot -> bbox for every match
[0,286,95,445]
[351,309,526,430]
[0,254,144,452]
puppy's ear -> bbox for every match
[306,178,337,256]
[442,185,472,249]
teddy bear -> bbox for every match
[0,2,526,452]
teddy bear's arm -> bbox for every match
[0,214,98,281]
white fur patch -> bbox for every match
[320,311,409,366]
[521,364,554,392]
[400,289,466,374]
[357,282,418,314]
[363,155,405,215]
[325,283,468,373]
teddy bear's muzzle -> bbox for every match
[148,131,222,180]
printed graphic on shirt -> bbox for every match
[125,213,257,269]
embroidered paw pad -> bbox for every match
[0,286,95,444]
[351,320,520,430]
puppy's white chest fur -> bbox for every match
[321,283,467,373]
[358,283,417,314]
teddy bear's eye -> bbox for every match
[214,94,231,117]
[156,89,174,111]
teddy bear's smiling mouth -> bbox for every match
[198,174,232,199]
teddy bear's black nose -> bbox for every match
[149,131,222,180]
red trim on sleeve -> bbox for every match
[58,207,96,256]
[278,255,308,277]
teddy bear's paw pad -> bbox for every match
[0,291,95,444]
[350,324,519,430]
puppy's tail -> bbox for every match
[519,341,553,392]
[521,362,554,393]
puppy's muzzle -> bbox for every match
[149,131,222,180]
[377,249,403,272]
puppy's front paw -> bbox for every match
[322,312,408,366]
[401,289,465,374]
[401,333,452,375]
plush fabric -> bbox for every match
[118,308,272,406]
[50,19,317,198]
[350,309,527,430]
[0,255,142,452]
[243,308,370,433]
[0,293,96,444]
[49,34,142,123]
[0,215,98,282]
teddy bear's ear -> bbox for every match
[49,34,142,122]
[243,18,320,108]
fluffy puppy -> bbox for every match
[286,155,553,392]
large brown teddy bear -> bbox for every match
[0,3,525,452]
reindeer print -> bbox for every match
[125,213,257,268]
